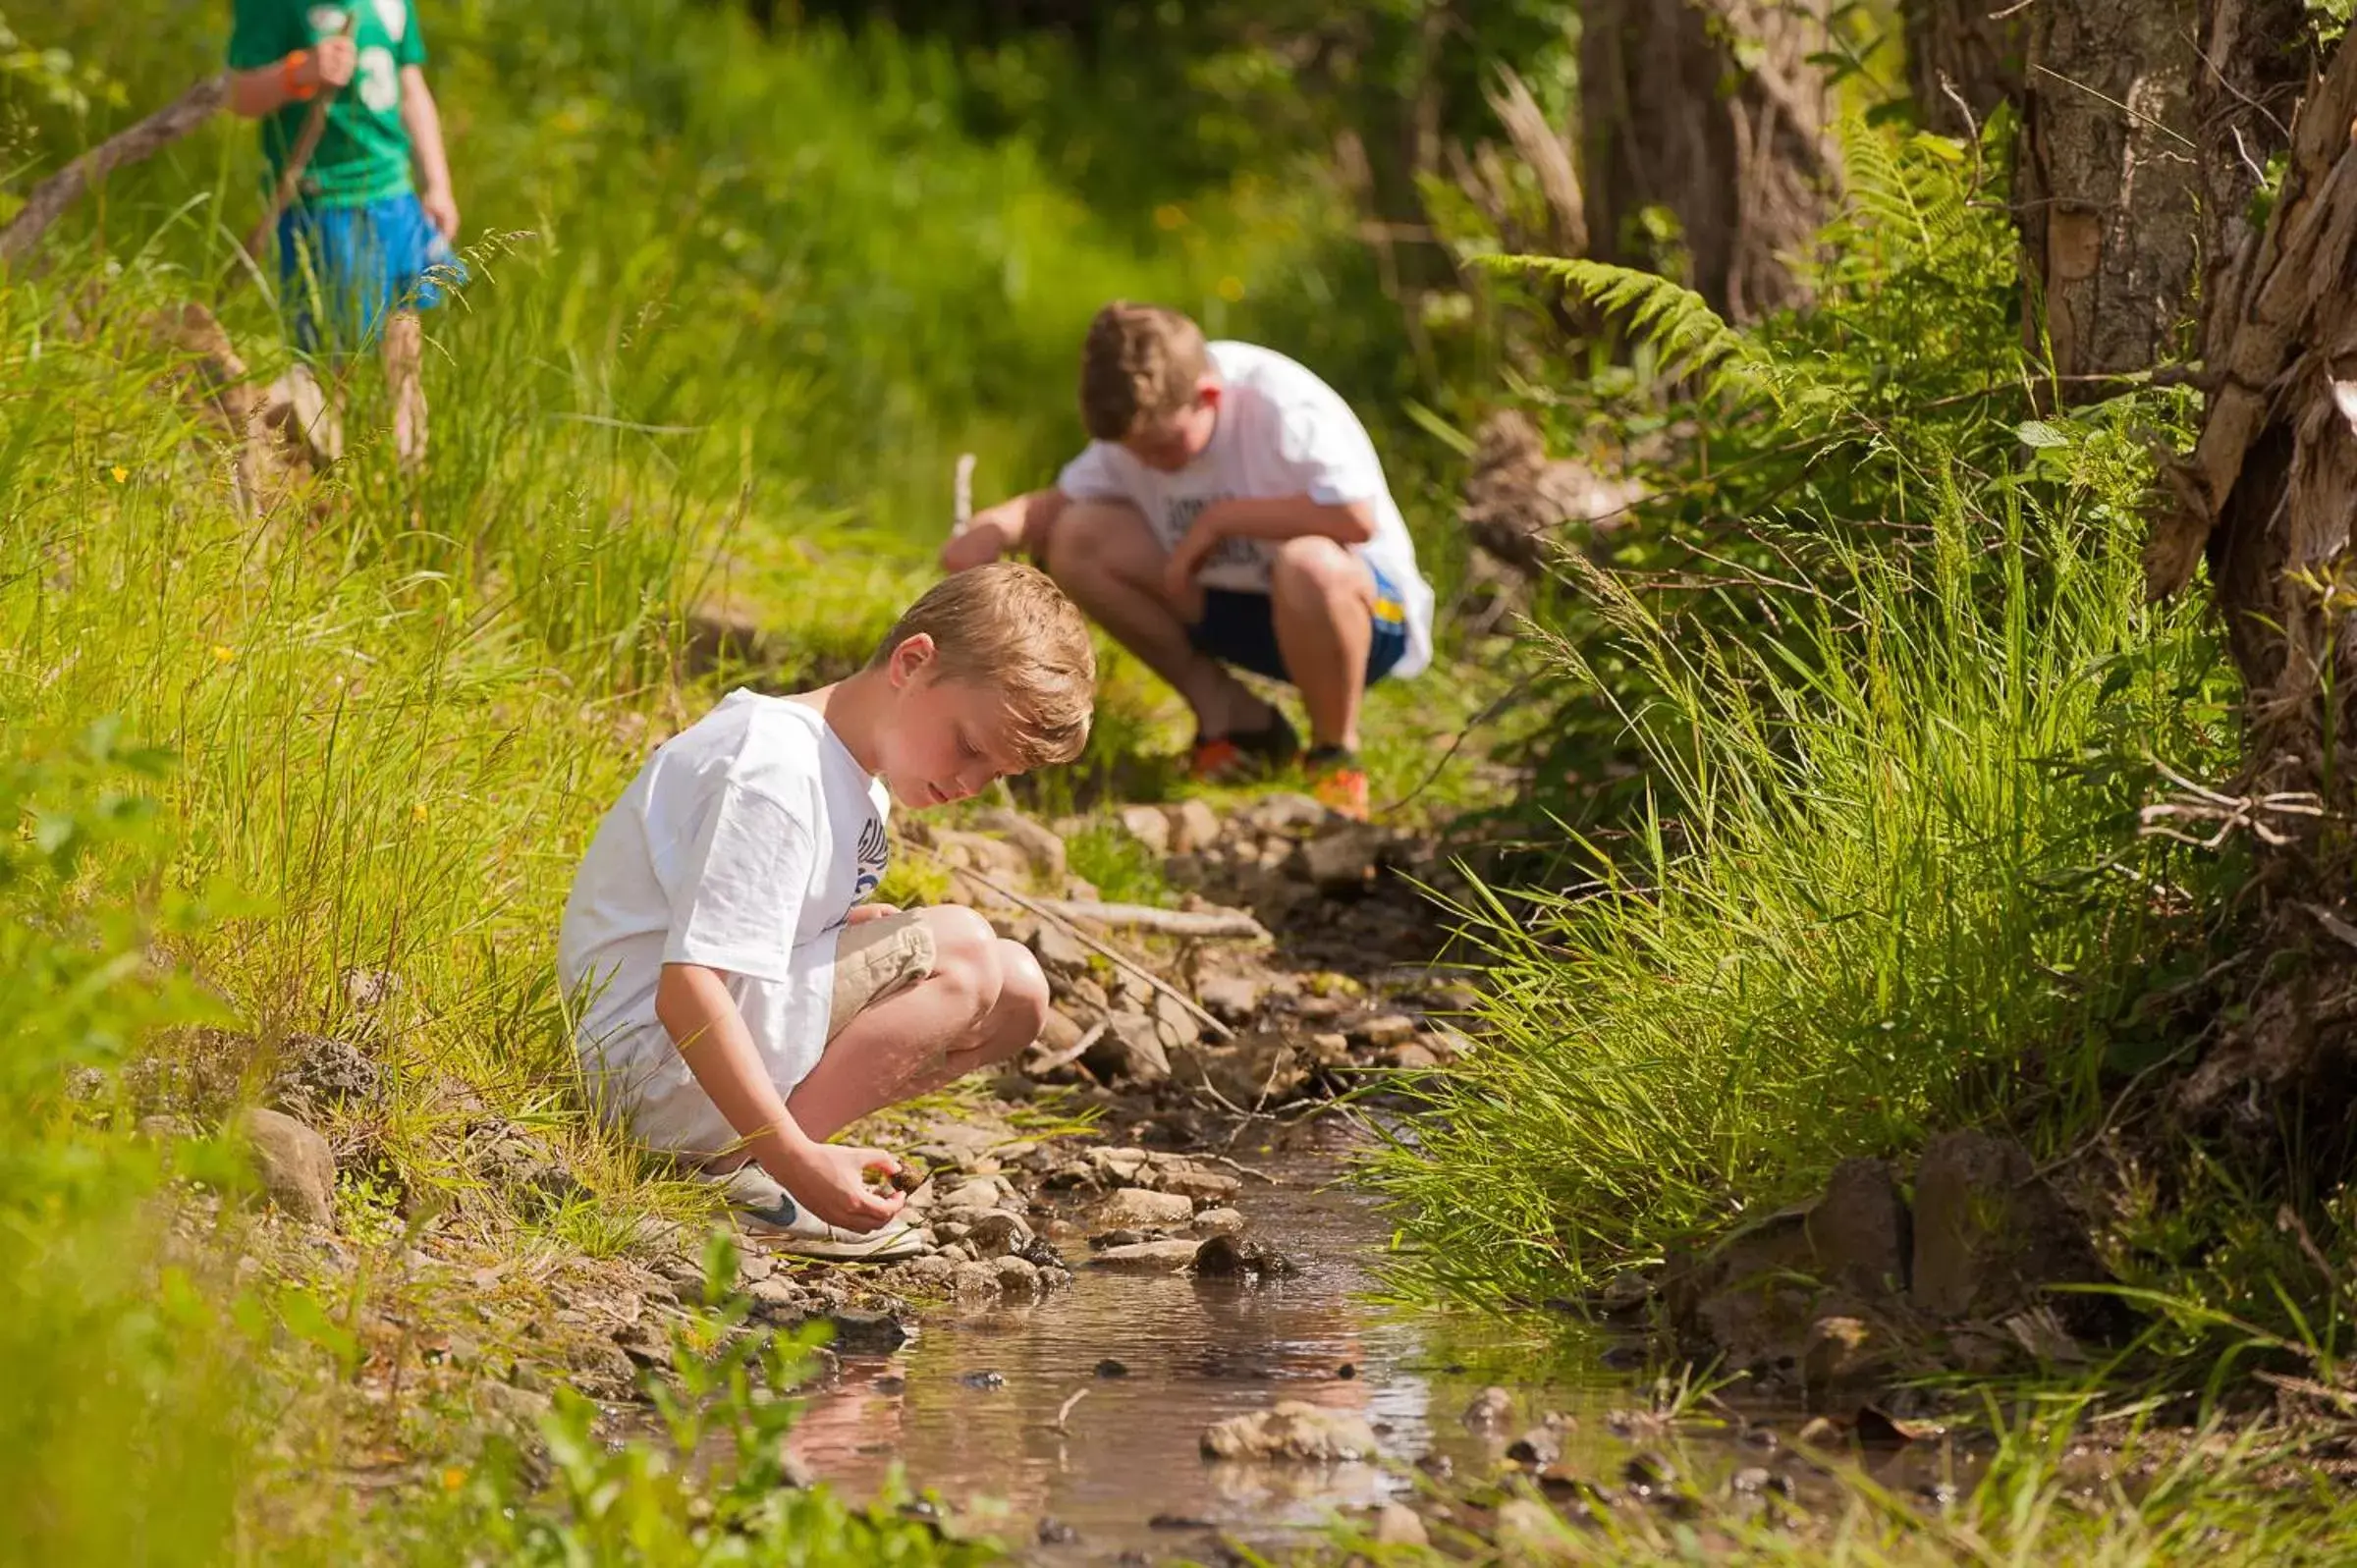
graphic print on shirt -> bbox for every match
[852,816,889,902]
[1163,494,1259,571]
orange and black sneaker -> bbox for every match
[1306,746,1371,821]
[1189,712,1301,784]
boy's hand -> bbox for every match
[940,519,1007,573]
[419,184,461,243]
[844,902,901,926]
[773,1143,905,1232]
[297,35,358,92]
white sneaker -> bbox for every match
[712,1164,927,1263]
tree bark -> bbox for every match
[1576,0,1841,322]
[1901,0,2023,140]
[2015,1,2203,390]
[2141,28,2357,1107]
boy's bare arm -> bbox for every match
[654,961,904,1231]
[227,34,356,117]
[1165,495,1376,594]
[942,487,1069,572]
[398,66,459,241]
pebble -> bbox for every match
[1094,1358,1130,1379]
[1035,1517,1079,1545]
[959,1370,1006,1389]
[1463,1385,1513,1428]
[951,1260,1003,1297]
[991,1255,1040,1293]
[965,1211,1031,1258]
[1191,1206,1247,1235]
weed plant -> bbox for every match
[1368,126,2242,1303]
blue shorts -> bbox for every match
[1187,561,1412,687]
[276,191,465,354]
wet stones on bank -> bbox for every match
[94,786,1473,1515]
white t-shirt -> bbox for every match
[555,689,891,1153]
[1055,340,1436,678]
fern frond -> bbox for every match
[1481,253,1775,405]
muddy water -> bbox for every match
[789,1122,1681,1562]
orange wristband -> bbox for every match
[283,49,316,101]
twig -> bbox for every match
[1054,1385,1090,1433]
[1028,1021,1105,1073]
[898,838,1233,1041]
[1381,673,1536,815]
[953,453,976,530]
[1025,898,1268,942]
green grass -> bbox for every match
[0,1,1467,1557]
[1368,399,2238,1307]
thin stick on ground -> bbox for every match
[895,838,1233,1042]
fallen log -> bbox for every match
[1024,898,1268,942]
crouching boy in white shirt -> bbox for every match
[558,564,1096,1260]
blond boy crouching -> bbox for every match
[557,565,1094,1260]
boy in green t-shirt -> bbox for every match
[226,0,462,467]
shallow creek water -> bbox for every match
[786,1120,1812,1563]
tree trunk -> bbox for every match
[2142,28,2357,1108]
[1901,0,2023,140]
[2015,0,2203,391]
[1576,0,1840,322]
[2189,0,2315,382]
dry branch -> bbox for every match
[0,76,229,268]
[1023,898,1267,942]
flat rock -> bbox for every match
[1373,1502,1429,1546]
[1028,921,1092,976]
[1157,1163,1241,1203]
[1089,1239,1206,1271]
[1294,824,1388,892]
[824,1309,909,1356]
[1196,974,1265,1024]
[974,807,1068,882]
[1236,793,1329,835]
[1805,1158,1911,1295]
[1098,1187,1195,1229]
[991,1255,1040,1294]
[1116,804,1172,855]
[1192,1207,1247,1235]
[937,1177,1011,1216]
[1200,1400,1379,1462]
[233,1107,336,1226]
[951,1260,1003,1298]
[1167,798,1223,855]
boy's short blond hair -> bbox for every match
[1079,301,1209,441]
[872,563,1096,768]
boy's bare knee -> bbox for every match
[993,939,1051,1030]
[920,905,1002,1008]
[1045,499,1156,587]
[1270,535,1364,602]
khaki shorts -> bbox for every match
[826,909,937,1039]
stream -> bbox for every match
[786,1119,1800,1563]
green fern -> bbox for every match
[1480,252,1775,404]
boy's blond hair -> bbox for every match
[872,563,1096,767]
[1079,301,1209,441]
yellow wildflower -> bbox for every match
[441,1466,466,1490]
[110,466,129,484]
[211,645,236,664]
[411,801,430,825]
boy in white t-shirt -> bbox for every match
[941,301,1434,820]
[557,565,1095,1260]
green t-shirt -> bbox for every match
[228,0,428,209]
